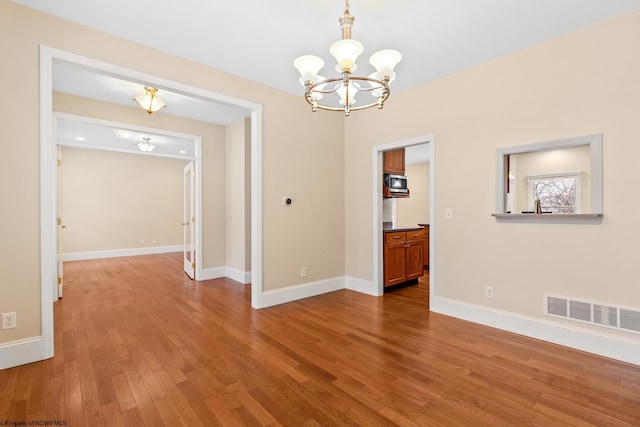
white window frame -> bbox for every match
[527,171,582,213]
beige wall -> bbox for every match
[226,117,251,273]
[396,162,430,227]
[61,147,186,252]
[0,0,344,345]
[345,9,640,340]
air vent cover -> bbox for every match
[545,294,640,335]
[620,309,640,333]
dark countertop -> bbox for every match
[383,225,425,232]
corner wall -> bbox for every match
[226,117,251,283]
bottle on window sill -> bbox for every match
[534,197,542,214]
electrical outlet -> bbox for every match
[300,267,307,277]
[2,312,17,330]
[140,238,145,244]
[485,286,494,299]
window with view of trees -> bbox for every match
[527,173,581,213]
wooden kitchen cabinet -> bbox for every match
[383,148,405,175]
[384,237,407,287]
[384,229,425,287]
[420,224,430,269]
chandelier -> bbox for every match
[133,87,166,114]
[293,0,401,116]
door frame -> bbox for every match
[56,146,64,299]
[372,135,435,303]
[54,112,202,280]
[183,161,196,279]
[40,46,265,360]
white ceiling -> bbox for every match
[52,60,250,127]
[14,0,640,96]
[56,117,197,160]
[13,0,640,158]
[51,60,247,158]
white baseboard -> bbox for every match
[345,276,380,296]
[260,276,346,308]
[64,245,182,261]
[0,337,47,370]
[432,296,640,366]
[198,266,250,284]
[226,267,251,284]
[199,266,228,281]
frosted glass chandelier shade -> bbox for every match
[133,87,166,114]
[369,49,402,77]
[329,39,364,72]
[337,82,359,106]
[293,55,325,85]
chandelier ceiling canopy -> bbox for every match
[293,0,401,116]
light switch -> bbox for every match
[445,208,453,220]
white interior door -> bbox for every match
[183,162,195,279]
[56,146,64,298]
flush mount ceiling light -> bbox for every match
[136,136,156,152]
[293,0,401,116]
[133,87,166,114]
[113,129,132,139]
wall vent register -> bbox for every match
[545,294,640,334]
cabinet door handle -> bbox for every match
[393,236,400,239]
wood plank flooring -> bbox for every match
[1,252,639,426]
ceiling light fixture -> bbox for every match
[113,129,132,139]
[133,87,166,114]
[137,137,156,152]
[293,0,401,116]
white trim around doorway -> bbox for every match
[372,135,435,304]
[27,46,265,368]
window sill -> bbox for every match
[491,213,603,224]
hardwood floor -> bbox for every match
[1,253,639,426]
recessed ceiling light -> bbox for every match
[75,136,86,141]
[179,150,187,154]
[113,129,132,139]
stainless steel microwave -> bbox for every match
[384,173,408,193]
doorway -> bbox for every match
[373,135,435,305]
[54,113,201,296]
[39,46,265,361]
